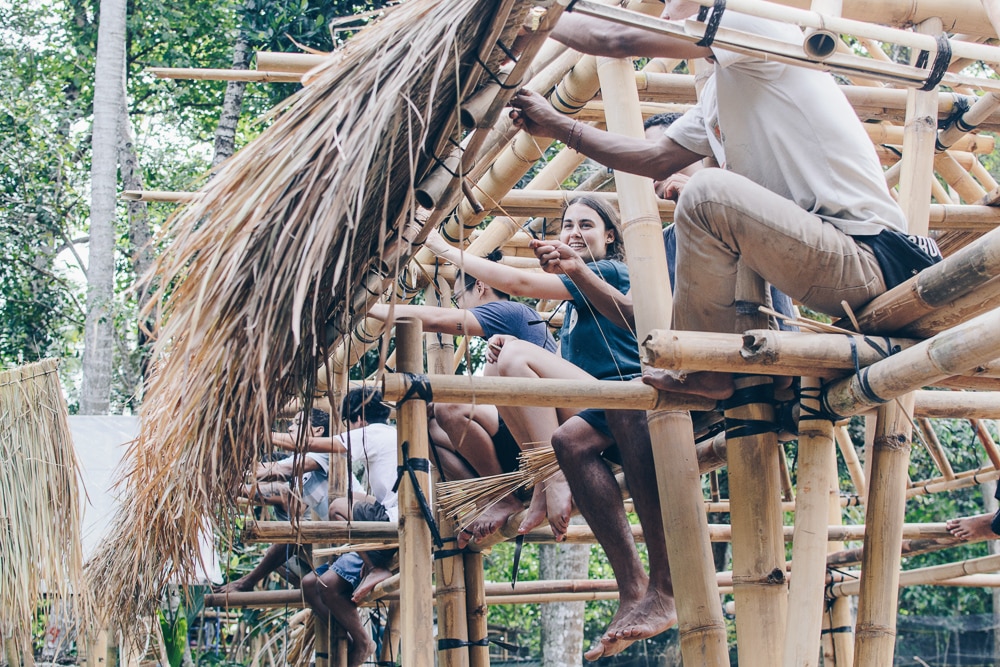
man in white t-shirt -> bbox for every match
[508,1,940,659]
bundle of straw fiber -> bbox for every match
[0,359,85,657]
[88,0,532,630]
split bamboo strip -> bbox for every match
[395,319,434,667]
[823,451,855,667]
[597,54,730,664]
[147,67,302,83]
[835,425,867,498]
[834,552,1000,598]
[852,396,914,666]
[842,223,1000,334]
[916,418,955,479]
[1,360,85,655]
[783,378,837,667]
[642,329,920,378]
[821,309,1000,419]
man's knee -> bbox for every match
[433,402,466,425]
[552,417,611,461]
[495,340,534,376]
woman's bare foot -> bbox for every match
[584,587,677,660]
[542,474,572,541]
[458,495,523,548]
[518,484,549,535]
[642,369,734,400]
[347,635,377,667]
[946,513,999,541]
[352,566,393,603]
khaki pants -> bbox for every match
[673,168,886,334]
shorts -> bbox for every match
[492,420,522,474]
[316,552,365,591]
[352,500,395,571]
[572,410,622,465]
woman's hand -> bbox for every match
[486,334,515,365]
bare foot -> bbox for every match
[213,576,255,594]
[584,587,677,661]
[946,513,999,541]
[347,635,377,667]
[458,495,523,548]
[352,566,393,603]
[541,473,572,541]
[518,484,549,535]
[642,369,734,400]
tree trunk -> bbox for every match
[80,0,127,415]
[539,517,589,667]
[212,32,251,167]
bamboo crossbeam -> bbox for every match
[821,310,1000,419]
[254,51,327,73]
[121,189,195,202]
[832,552,1000,598]
[844,224,1000,334]
[147,67,302,82]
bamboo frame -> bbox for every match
[395,319,435,667]
[597,53,731,665]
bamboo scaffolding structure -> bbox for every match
[597,53,730,664]
[395,319,435,667]
[783,378,836,667]
[842,224,1000,335]
[821,309,1000,420]
[852,396,914,666]
[823,449,855,667]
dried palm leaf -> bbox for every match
[0,359,86,654]
[87,0,532,633]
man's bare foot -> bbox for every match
[584,587,677,661]
[946,513,999,541]
[458,495,523,548]
[642,369,734,400]
[347,635,377,667]
[213,576,255,594]
[352,566,393,603]
[541,474,572,541]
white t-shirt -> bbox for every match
[339,422,400,522]
[666,12,907,237]
[298,452,366,520]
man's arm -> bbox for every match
[368,303,486,337]
[256,455,322,480]
[531,239,635,330]
[551,13,712,61]
[509,90,703,179]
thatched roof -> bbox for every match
[87,0,540,627]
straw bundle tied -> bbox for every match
[0,360,85,655]
[88,0,529,630]
[437,445,559,528]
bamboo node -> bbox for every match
[873,433,911,452]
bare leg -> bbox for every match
[313,569,377,667]
[496,340,591,539]
[215,543,305,593]
[946,512,1000,541]
[551,415,675,661]
[434,403,505,477]
[602,410,677,646]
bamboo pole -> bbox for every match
[823,451,855,667]
[147,66,302,82]
[902,275,1000,338]
[835,425,867,498]
[841,223,1000,334]
[970,419,1000,470]
[463,552,489,667]
[597,53,730,664]
[643,329,920,378]
[852,396,914,666]
[916,418,955,479]
[821,309,1000,420]
[254,51,327,73]
[835,552,1000,598]
[395,318,435,667]
[783,378,836,667]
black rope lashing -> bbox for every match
[695,0,726,48]
[392,441,444,548]
[438,638,491,650]
[721,381,780,439]
[936,94,973,151]
[797,385,834,422]
[719,381,773,411]
[397,372,433,405]
[474,55,520,90]
[821,626,854,635]
[724,418,779,439]
[914,32,952,91]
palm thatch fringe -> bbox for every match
[0,359,85,655]
[88,0,530,632]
